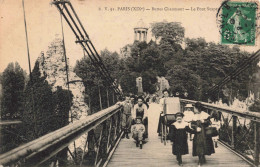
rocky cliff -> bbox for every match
[36,35,88,153]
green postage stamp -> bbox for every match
[218,1,258,45]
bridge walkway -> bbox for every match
[107,103,251,167]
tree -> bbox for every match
[142,70,157,94]
[100,49,123,80]
[151,21,185,73]
[151,21,185,45]
[74,49,122,113]
[22,61,73,141]
[166,65,200,100]
[52,86,73,129]
[119,71,138,95]
[23,61,55,140]
[1,62,25,119]
[181,38,252,102]
[122,40,167,94]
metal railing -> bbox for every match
[0,102,124,167]
[180,99,260,167]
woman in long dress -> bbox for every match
[191,102,215,166]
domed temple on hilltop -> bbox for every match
[134,19,148,42]
[120,19,149,58]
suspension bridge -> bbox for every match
[0,99,259,167]
[0,0,260,167]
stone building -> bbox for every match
[134,19,148,42]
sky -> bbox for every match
[0,0,259,73]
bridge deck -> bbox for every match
[107,103,251,167]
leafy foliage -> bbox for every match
[74,49,121,113]
[166,65,200,99]
[22,61,73,141]
[151,21,185,45]
[1,62,25,119]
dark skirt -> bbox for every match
[169,125,189,155]
[192,127,215,156]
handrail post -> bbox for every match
[101,120,109,160]
[254,121,260,166]
[231,116,237,148]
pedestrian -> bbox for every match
[132,96,148,139]
[210,111,221,148]
[169,112,196,166]
[132,116,145,149]
[157,89,170,136]
[122,95,132,139]
[191,102,215,166]
[183,104,195,141]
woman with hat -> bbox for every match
[169,112,196,166]
[191,102,215,166]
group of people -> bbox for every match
[157,89,219,166]
[121,89,219,166]
[169,102,217,166]
[121,95,149,149]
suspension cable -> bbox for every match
[60,11,73,123]
[207,49,260,95]
[60,9,78,158]
[22,0,32,77]
[52,1,123,98]
[22,0,36,137]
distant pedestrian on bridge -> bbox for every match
[191,102,215,166]
[122,95,132,139]
[157,89,170,136]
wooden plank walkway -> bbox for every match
[107,103,251,167]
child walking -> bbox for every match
[210,112,221,148]
[132,116,145,149]
[169,112,196,166]
[183,104,195,141]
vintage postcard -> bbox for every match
[0,0,260,167]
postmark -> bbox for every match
[216,1,258,45]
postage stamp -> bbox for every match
[217,1,258,45]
